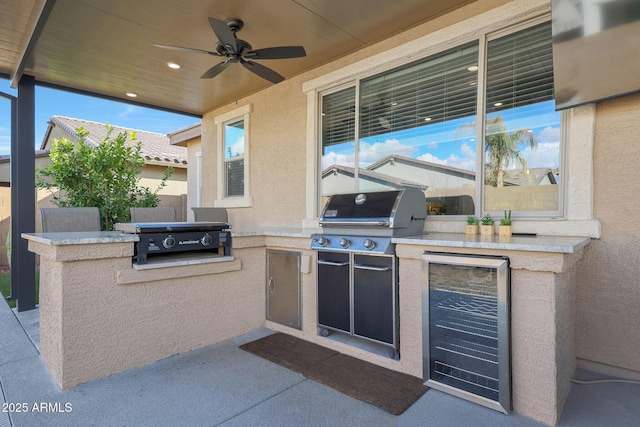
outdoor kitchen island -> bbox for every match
[22,229,589,426]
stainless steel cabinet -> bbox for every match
[266,250,302,330]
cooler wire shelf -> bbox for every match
[434,361,499,393]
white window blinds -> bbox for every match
[360,41,479,139]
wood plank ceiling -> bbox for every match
[1,0,475,116]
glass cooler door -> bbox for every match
[422,253,510,414]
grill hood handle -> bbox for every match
[319,220,390,227]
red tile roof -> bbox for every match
[43,116,188,165]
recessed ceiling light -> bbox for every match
[167,62,181,69]
[494,102,503,107]
[126,92,138,98]
[424,117,432,121]
[467,65,479,72]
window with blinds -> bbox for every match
[224,119,245,197]
[360,41,478,141]
[483,22,560,212]
[319,19,561,216]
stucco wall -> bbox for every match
[576,92,640,374]
[194,0,639,386]
[198,0,514,229]
[32,236,266,389]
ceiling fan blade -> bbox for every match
[208,17,237,54]
[244,46,306,60]
[241,59,284,84]
[153,44,222,56]
[200,60,231,79]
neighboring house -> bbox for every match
[41,116,188,197]
[321,163,427,195]
[0,116,192,265]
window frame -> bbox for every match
[215,104,252,208]
[479,18,564,220]
[303,0,599,237]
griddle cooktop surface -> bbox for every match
[115,221,230,234]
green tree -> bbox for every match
[485,116,537,187]
[36,126,173,230]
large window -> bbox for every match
[320,21,560,218]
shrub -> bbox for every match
[36,126,173,230]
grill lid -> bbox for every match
[319,188,426,232]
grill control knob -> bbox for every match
[162,236,176,249]
[314,236,330,247]
[339,238,351,248]
[363,239,376,250]
[201,234,213,246]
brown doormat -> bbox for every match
[239,332,339,373]
[240,333,428,415]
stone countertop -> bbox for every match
[21,227,319,246]
[22,231,139,246]
[231,227,320,238]
[22,229,592,254]
[393,232,591,254]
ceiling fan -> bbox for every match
[154,17,306,84]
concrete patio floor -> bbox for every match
[2,300,639,427]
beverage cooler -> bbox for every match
[422,252,511,414]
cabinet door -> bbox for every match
[317,251,351,333]
[266,250,302,329]
[353,254,395,345]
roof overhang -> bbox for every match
[1,0,476,116]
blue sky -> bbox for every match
[322,100,561,174]
[0,80,200,156]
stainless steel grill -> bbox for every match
[312,189,427,358]
[312,188,426,254]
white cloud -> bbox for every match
[322,151,354,170]
[446,154,477,171]
[428,141,438,150]
[460,143,475,157]
[417,143,476,171]
[521,141,560,169]
[358,138,417,165]
[416,152,447,165]
[539,126,560,144]
[229,136,244,157]
[117,105,136,118]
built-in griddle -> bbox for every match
[115,221,231,264]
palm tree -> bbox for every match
[485,116,537,187]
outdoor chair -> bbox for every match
[40,207,101,233]
[130,207,176,223]
[191,207,228,223]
